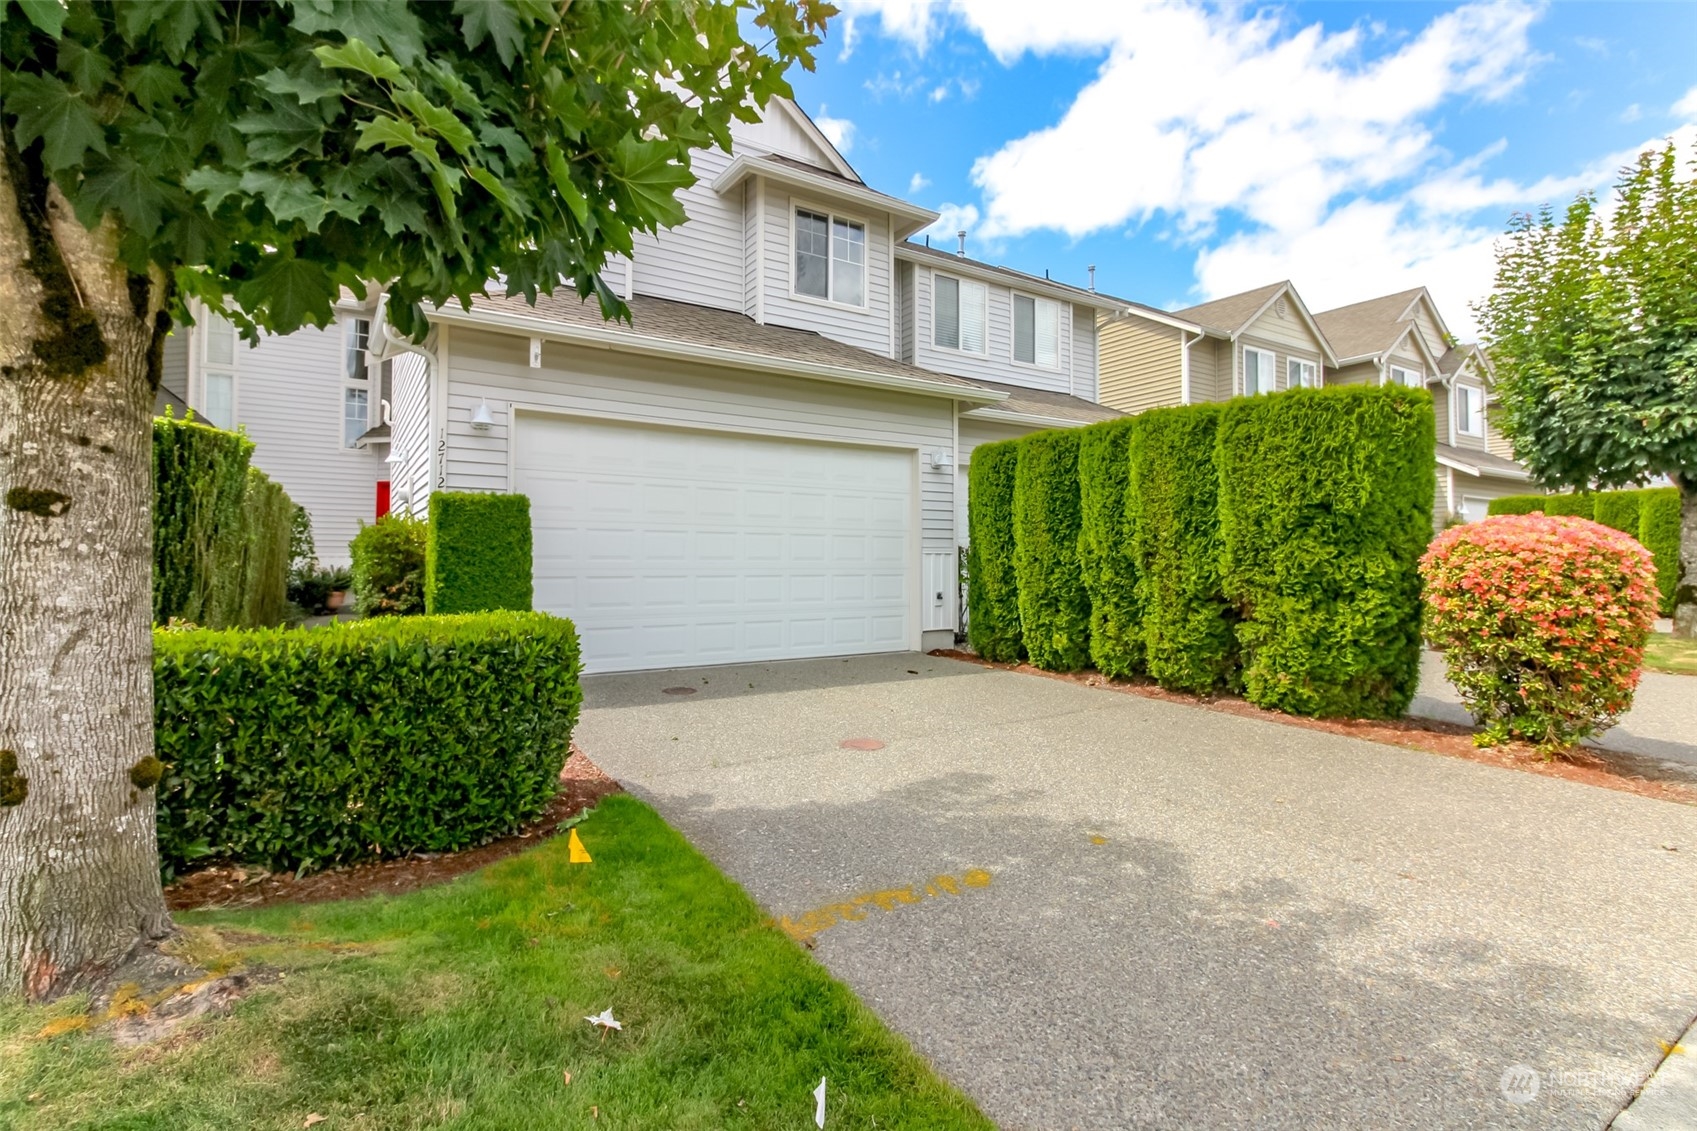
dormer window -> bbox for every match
[933,272,987,354]
[794,208,866,307]
[1389,365,1422,388]
[1013,294,1061,369]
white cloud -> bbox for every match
[930,84,950,103]
[862,69,928,100]
[1620,103,1642,124]
[919,203,982,249]
[909,172,931,193]
[841,0,941,53]
[814,105,856,154]
[1676,84,1697,119]
[837,15,861,61]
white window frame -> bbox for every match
[1011,292,1063,370]
[1287,357,1319,389]
[199,311,238,431]
[343,317,372,449]
[1455,383,1485,437]
[1242,346,1276,395]
[932,271,988,356]
[790,204,868,309]
[1389,365,1422,388]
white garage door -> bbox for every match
[515,414,915,673]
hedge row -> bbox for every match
[426,492,534,614]
[154,611,582,875]
[153,414,293,629]
[966,441,1023,662]
[1489,487,1681,614]
[966,385,1434,718]
[352,514,426,616]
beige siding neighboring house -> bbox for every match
[1313,288,1446,390]
[1097,314,1185,413]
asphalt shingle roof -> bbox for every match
[896,241,1124,310]
[1436,442,1529,479]
[960,378,1126,425]
[1312,289,1427,361]
[1172,282,1290,336]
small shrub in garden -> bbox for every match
[1420,515,1659,754]
[153,611,582,875]
[427,492,534,614]
[351,514,427,616]
[1077,417,1142,678]
[966,440,1023,662]
[1013,429,1090,671]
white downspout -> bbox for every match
[1180,330,1199,404]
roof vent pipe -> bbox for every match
[1088,265,1097,292]
[957,230,966,257]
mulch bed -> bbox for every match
[165,747,622,913]
[930,649,1697,808]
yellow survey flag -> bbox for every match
[568,828,592,864]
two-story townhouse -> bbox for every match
[1097,280,1336,411]
[163,98,1122,672]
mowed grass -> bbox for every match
[0,795,990,1131]
[1643,632,1697,676]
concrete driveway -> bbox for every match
[577,653,1697,1130]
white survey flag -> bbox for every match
[813,1076,827,1127]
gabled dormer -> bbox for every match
[1314,287,1449,388]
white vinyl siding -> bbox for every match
[933,273,987,354]
[1243,347,1275,395]
[1070,306,1097,401]
[387,351,432,518]
[1013,294,1061,369]
[629,145,745,312]
[759,186,892,355]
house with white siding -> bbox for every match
[162,98,1123,671]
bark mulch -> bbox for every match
[165,746,621,913]
[930,649,1697,809]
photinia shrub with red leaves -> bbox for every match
[1420,514,1660,754]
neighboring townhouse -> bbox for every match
[167,98,1121,672]
[1097,280,1336,411]
[1313,288,1446,390]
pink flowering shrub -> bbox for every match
[1420,515,1659,754]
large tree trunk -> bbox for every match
[0,150,171,999]
[1675,475,1697,640]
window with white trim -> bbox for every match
[1013,294,1062,368]
[343,318,371,448]
[933,272,987,354]
[1287,358,1319,389]
[1243,347,1275,395]
[200,312,237,430]
[1389,365,1422,388]
[1455,383,1485,437]
[793,208,866,305]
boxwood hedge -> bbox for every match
[153,612,582,875]
[1217,385,1433,718]
[1130,404,1238,694]
[1013,429,1091,671]
[426,492,534,614]
[966,439,1023,662]
[1077,418,1143,679]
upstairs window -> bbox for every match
[794,208,865,306]
[933,273,987,354]
[1389,365,1422,388]
[1013,294,1061,368]
[344,318,371,448]
[1243,346,1275,395]
[201,312,237,430]
[1456,383,1485,436]
[1287,358,1319,389]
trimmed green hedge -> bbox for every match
[1013,429,1090,671]
[1640,487,1682,616]
[352,514,427,616]
[1592,490,1643,536]
[1543,493,1595,519]
[965,440,1023,662]
[1486,494,1547,516]
[153,414,292,629]
[1130,405,1237,694]
[1217,385,1434,718]
[426,492,534,614]
[1077,418,1142,678]
[154,612,582,875]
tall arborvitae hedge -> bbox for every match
[1217,385,1434,718]
[1591,489,1643,535]
[1077,417,1142,678]
[1640,487,1682,616]
[965,440,1023,662]
[231,467,294,629]
[1013,429,1090,671]
[153,414,254,626]
[1130,404,1238,694]
[1542,493,1595,519]
[1486,494,1547,516]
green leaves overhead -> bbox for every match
[3,0,837,337]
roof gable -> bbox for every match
[731,97,859,182]
[1173,281,1290,336]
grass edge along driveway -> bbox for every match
[0,795,991,1131]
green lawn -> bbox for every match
[1644,632,1697,676]
[0,796,990,1130]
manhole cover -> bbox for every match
[839,738,885,751]
[661,686,697,696]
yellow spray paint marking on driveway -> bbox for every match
[776,869,992,942]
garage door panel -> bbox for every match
[515,414,915,673]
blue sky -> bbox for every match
[783,1,1697,337]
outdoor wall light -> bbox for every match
[470,399,495,430]
[929,449,954,471]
